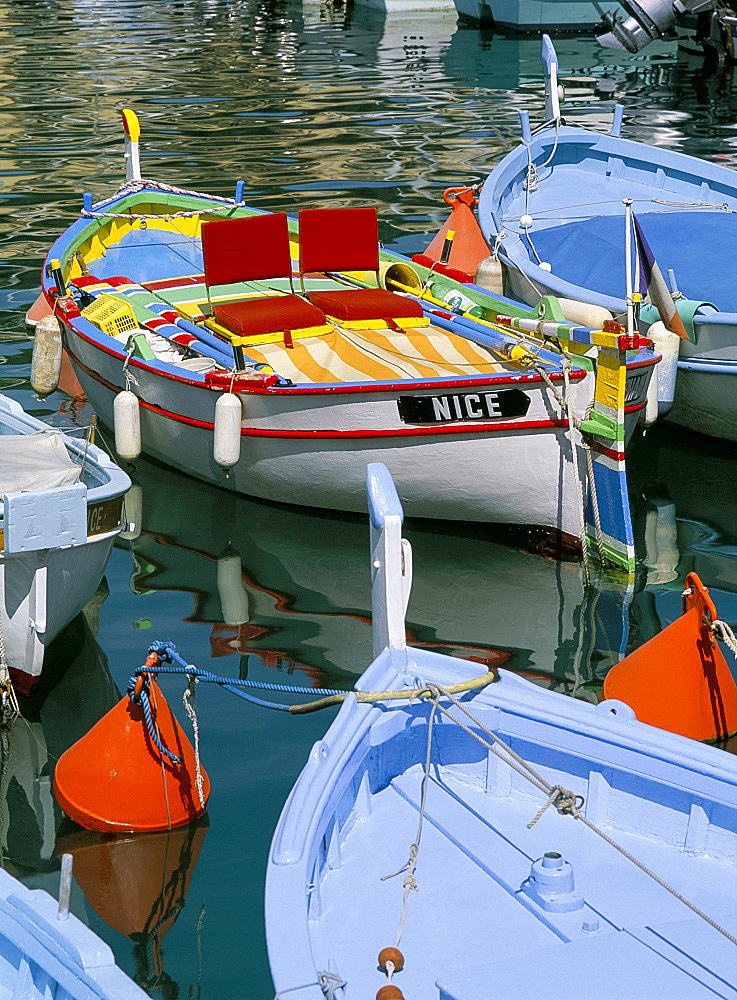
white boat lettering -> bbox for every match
[431,397,453,421]
[484,393,502,417]
[452,395,463,419]
[465,394,483,418]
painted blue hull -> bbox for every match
[0,866,145,1000]
[265,465,737,999]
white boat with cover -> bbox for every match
[0,393,130,696]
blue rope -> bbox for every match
[127,640,347,715]
[126,676,184,764]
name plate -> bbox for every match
[397,388,530,425]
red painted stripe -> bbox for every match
[627,355,660,371]
[624,402,645,413]
[144,275,205,290]
[66,344,569,439]
[65,320,582,395]
[592,441,625,461]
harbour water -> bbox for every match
[1,1,737,995]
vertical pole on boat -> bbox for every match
[541,35,561,122]
[121,108,142,183]
[624,198,634,337]
[367,464,412,660]
[58,853,73,920]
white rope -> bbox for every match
[381,693,440,952]
[183,672,205,810]
[711,619,737,657]
[83,178,247,220]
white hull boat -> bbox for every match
[0,394,130,694]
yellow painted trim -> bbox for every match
[332,316,430,331]
[211,323,334,346]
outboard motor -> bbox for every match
[597,0,728,51]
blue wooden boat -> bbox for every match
[478,35,737,443]
[0,864,146,1000]
[265,463,737,999]
[0,393,130,695]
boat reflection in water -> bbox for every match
[117,453,636,700]
[56,820,209,999]
[0,584,208,997]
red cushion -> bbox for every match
[299,208,379,274]
[307,288,423,321]
[213,294,325,336]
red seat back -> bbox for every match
[201,213,293,287]
[299,208,379,275]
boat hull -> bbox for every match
[1,532,118,694]
[453,0,620,29]
[65,323,594,553]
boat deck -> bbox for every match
[311,757,737,998]
[83,230,518,384]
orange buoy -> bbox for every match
[376,987,404,1000]
[54,671,210,832]
[603,572,737,742]
[412,187,491,282]
[378,947,404,973]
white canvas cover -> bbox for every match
[0,432,81,494]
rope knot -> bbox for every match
[527,785,584,828]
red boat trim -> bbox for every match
[67,346,570,439]
[65,320,586,395]
[626,355,660,371]
[624,402,645,413]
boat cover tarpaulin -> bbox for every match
[529,211,732,309]
[0,432,81,494]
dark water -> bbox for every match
[1,2,737,996]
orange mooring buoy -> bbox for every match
[54,666,210,832]
[412,187,491,282]
[603,572,737,742]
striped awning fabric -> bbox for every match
[243,325,504,383]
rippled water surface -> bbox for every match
[2,2,737,996]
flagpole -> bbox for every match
[623,197,634,337]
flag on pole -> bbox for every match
[632,214,689,340]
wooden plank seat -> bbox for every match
[298,207,424,322]
[201,212,326,338]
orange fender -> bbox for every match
[54,676,210,832]
[603,572,737,742]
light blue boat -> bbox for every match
[478,35,737,443]
[265,463,737,999]
[0,865,146,1000]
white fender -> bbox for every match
[30,315,63,397]
[113,390,141,461]
[474,255,504,295]
[557,298,614,330]
[214,392,242,468]
[645,320,679,418]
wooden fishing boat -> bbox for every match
[38,110,661,574]
[478,35,737,442]
[265,463,737,1000]
[0,393,130,696]
[0,865,146,1000]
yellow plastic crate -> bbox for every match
[81,293,139,339]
